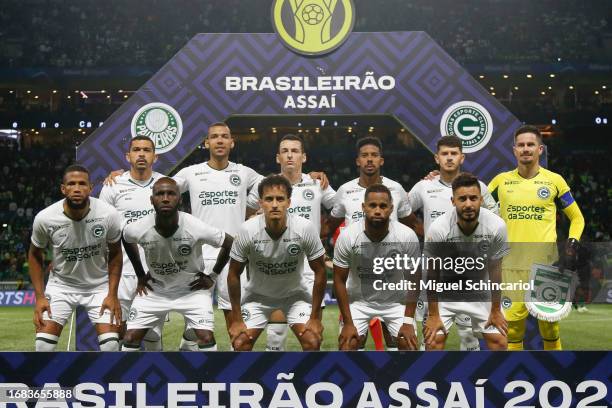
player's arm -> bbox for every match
[212,233,234,275]
[485,257,507,336]
[308,171,329,189]
[28,244,49,329]
[102,240,123,325]
[103,170,125,186]
[121,235,152,295]
[399,245,421,350]
[555,178,585,270]
[400,213,424,237]
[333,264,359,350]
[422,232,446,344]
[326,216,344,237]
[227,258,250,343]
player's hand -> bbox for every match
[423,315,446,345]
[423,170,440,181]
[189,272,215,291]
[309,171,329,189]
[103,169,124,186]
[559,238,579,272]
[100,295,122,326]
[33,297,51,330]
[300,318,323,343]
[229,320,252,345]
[136,273,155,296]
[397,323,418,350]
[338,323,360,350]
[485,309,508,337]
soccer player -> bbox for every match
[327,136,413,350]
[121,177,233,351]
[227,175,327,351]
[423,173,509,351]
[99,135,166,350]
[334,184,421,350]
[406,135,497,351]
[29,165,123,351]
[488,125,584,351]
[247,134,335,351]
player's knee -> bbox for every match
[233,337,253,351]
[98,332,120,351]
[507,319,526,343]
[195,329,215,345]
[143,328,161,343]
[537,320,560,340]
[485,334,507,351]
[425,335,446,351]
[299,333,320,351]
[35,333,59,352]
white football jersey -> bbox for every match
[99,171,164,275]
[424,208,509,263]
[330,177,412,225]
[31,198,122,292]
[123,211,225,295]
[174,161,262,259]
[230,214,325,299]
[408,176,498,234]
[333,220,420,304]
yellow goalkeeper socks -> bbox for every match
[538,320,562,350]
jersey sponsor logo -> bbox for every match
[91,224,105,238]
[256,260,298,275]
[287,243,301,256]
[271,0,355,56]
[430,210,446,219]
[130,102,183,154]
[302,188,315,201]
[506,204,545,220]
[229,174,241,186]
[128,308,137,321]
[440,101,493,153]
[537,186,551,199]
[199,190,239,206]
[351,211,365,221]
[62,243,103,261]
[288,206,312,219]
[504,181,520,185]
[124,209,154,222]
[177,244,192,256]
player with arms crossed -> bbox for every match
[488,125,584,350]
[334,184,421,350]
[247,134,335,351]
[228,175,327,351]
[121,177,233,351]
[407,135,497,351]
[99,135,166,350]
[29,165,123,351]
[423,173,509,351]
[327,136,413,350]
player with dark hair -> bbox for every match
[121,177,233,351]
[423,173,509,351]
[228,174,327,351]
[334,184,421,350]
[488,125,585,351]
[29,165,123,351]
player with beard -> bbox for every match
[228,175,327,351]
[99,136,166,350]
[121,178,233,351]
[423,173,509,351]
[29,165,123,351]
[334,184,421,350]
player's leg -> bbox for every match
[538,320,561,350]
[286,296,320,351]
[265,309,289,351]
[35,288,71,351]
[503,268,529,350]
[178,289,217,351]
[381,321,398,351]
[470,301,507,351]
[143,321,164,351]
[88,292,121,351]
[233,297,268,351]
[216,262,246,350]
[416,299,428,351]
[121,291,168,351]
[455,314,481,351]
[179,323,199,351]
[338,301,372,350]
[425,302,454,351]
[381,303,414,351]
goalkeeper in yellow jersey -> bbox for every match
[488,125,585,351]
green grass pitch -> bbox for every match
[1,305,611,351]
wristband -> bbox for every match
[403,316,415,325]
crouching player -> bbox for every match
[423,173,509,350]
[334,184,421,350]
[121,177,233,351]
[228,175,327,351]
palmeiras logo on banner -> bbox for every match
[272,0,355,56]
[440,101,493,153]
[130,102,183,154]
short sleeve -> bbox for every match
[173,168,189,194]
[330,188,346,219]
[480,181,499,214]
[106,209,123,243]
[423,225,445,258]
[122,222,138,244]
[320,182,336,210]
[192,218,225,248]
[490,220,510,260]
[30,214,48,249]
[246,185,261,211]
[332,229,352,268]
[487,174,502,204]
[407,182,423,212]
[301,222,325,261]
[230,225,251,263]
[396,186,412,218]
[98,184,115,206]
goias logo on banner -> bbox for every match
[272,0,355,56]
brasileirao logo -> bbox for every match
[131,102,183,154]
[440,101,493,153]
[272,0,355,56]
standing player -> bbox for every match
[423,173,509,351]
[29,165,123,351]
[488,125,584,350]
[327,136,413,350]
[247,134,335,351]
[228,175,327,351]
[99,135,166,350]
[121,177,233,351]
[406,135,497,351]
[334,184,421,350]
